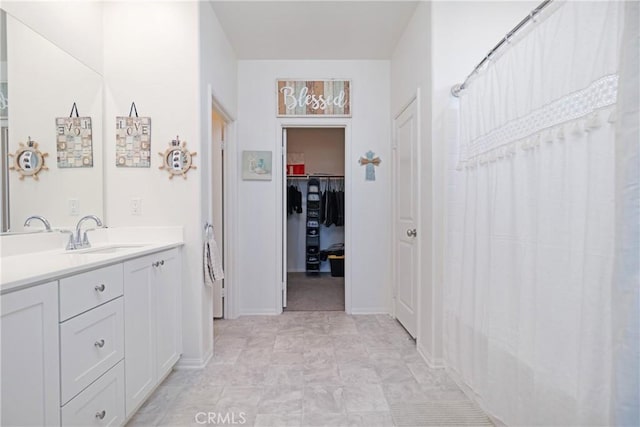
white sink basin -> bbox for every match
[68,245,147,255]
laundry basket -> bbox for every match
[327,255,345,277]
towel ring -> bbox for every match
[204,222,214,240]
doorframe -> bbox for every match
[206,84,238,320]
[276,120,352,314]
[391,89,422,340]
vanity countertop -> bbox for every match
[1,239,184,294]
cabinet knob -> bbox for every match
[152,261,159,267]
[160,260,165,266]
[94,339,105,348]
[94,284,106,292]
[95,410,106,420]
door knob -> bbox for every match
[406,229,417,237]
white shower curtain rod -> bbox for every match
[451,0,553,97]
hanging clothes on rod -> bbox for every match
[287,178,303,215]
[320,177,344,227]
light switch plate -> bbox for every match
[131,197,142,215]
[68,199,79,216]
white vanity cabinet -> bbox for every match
[0,244,182,426]
[1,281,61,427]
[124,248,182,417]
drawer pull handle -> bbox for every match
[152,261,159,267]
[95,410,106,420]
[95,284,106,292]
[94,339,105,348]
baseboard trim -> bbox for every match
[350,308,389,315]
[175,350,212,370]
[239,309,281,316]
[417,343,445,368]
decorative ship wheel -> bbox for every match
[8,137,49,180]
[158,136,197,179]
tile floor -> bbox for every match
[126,312,491,427]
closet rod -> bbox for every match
[451,0,553,97]
[287,175,344,179]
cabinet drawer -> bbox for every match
[60,264,123,322]
[61,361,125,427]
[61,298,124,405]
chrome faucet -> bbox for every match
[72,215,104,250]
[24,215,52,231]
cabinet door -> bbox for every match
[123,257,155,418]
[155,248,182,378]
[1,282,60,427]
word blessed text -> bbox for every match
[280,85,347,112]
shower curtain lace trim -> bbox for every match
[459,74,619,169]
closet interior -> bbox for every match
[285,127,345,311]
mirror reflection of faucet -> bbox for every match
[23,215,52,232]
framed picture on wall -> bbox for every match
[242,150,272,181]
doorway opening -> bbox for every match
[210,104,230,319]
[283,127,346,311]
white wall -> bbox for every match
[391,0,537,366]
[237,60,391,315]
[1,1,103,73]
[102,1,205,367]
[198,0,238,346]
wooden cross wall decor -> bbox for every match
[359,151,381,181]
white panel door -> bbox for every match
[1,281,61,427]
[123,256,155,417]
[394,98,419,338]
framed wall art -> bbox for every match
[56,102,93,168]
[242,151,272,181]
[116,103,151,167]
[276,79,351,117]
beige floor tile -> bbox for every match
[254,413,302,427]
[303,385,346,413]
[338,362,381,384]
[270,350,305,365]
[346,411,395,427]
[264,364,305,385]
[343,384,389,412]
[303,362,342,384]
[302,412,350,427]
[257,385,303,414]
[134,312,490,427]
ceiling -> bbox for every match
[209,1,419,60]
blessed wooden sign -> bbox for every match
[277,80,351,117]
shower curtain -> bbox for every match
[445,2,638,425]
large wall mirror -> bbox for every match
[0,8,103,233]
